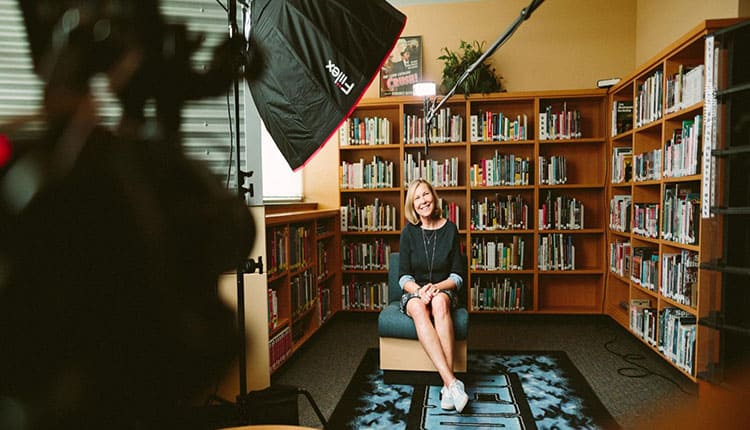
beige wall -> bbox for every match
[372,0,637,95]
[635,0,741,66]
[303,0,745,209]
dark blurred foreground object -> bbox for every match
[247,0,406,170]
[0,0,253,428]
[0,0,406,428]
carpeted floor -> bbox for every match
[327,348,619,429]
[271,313,698,429]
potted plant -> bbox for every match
[438,40,503,96]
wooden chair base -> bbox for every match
[379,337,467,373]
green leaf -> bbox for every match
[439,39,502,96]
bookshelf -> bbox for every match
[340,89,608,315]
[264,208,341,373]
[605,19,743,381]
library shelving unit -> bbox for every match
[605,19,743,381]
[339,89,608,315]
[264,208,341,373]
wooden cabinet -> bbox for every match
[605,19,742,381]
[340,89,608,315]
[264,209,340,373]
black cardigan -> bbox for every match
[398,220,466,290]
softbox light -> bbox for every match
[247,0,406,170]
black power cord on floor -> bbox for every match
[603,336,697,396]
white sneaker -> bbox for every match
[448,379,468,413]
[440,385,454,410]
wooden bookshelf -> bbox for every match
[339,89,608,315]
[605,19,744,381]
[264,208,341,373]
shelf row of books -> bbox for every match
[610,246,699,309]
[609,196,631,233]
[319,286,333,324]
[538,192,585,230]
[609,240,630,277]
[289,225,311,270]
[611,118,701,184]
[633,148,662,181]
[665,64,705,114]
[661,184,700,245]
[471,277,528,311]
[341,152,572,191]
[405,109,464,144]
[664,116,702,178]
[469,235,526,271]
[429,108,465,143]
[470,194,529,231]
[403,154,459,187]
[539,104,583,140]
[537,233,576,271]
[340,198,398,232]
[341,104,595,146]
[269,326,292,372]
[267,227,288,276]
[658,307,696,374]
[440,199,461,226]
[636,70,664,127]
[316,241,329,281]
[629,299,697,375]
[469,153,531,187]
[631,247,658,291]
[340,156,395,189]
[661,250,698,308]
[341,279,388,310]
[341,238,391,271]
[611,147,633,183]
[470,112,529,142]
[339,116,392,146]
[268,288,280,329]
[291,269,315,319]
[632,203,660,238]
[629,298,657,345]
[538,155,568,185]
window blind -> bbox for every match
[0,0,244,189]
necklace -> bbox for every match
[422,227,438,281]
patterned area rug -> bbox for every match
[328,349,620,429]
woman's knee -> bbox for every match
[406,299,429,318]
[431,293,451,316]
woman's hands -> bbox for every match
[418,283,439,303]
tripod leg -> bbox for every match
[297,388,328,429]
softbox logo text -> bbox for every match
[326,60,355,95]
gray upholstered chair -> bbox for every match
[377,252,468,379]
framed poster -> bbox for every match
[380,35,422,97]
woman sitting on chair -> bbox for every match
[399,178,469,412]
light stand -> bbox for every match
[420,0,546,153]
[228,0,251,408]
[212,1,327,427]
[218,0,264,422]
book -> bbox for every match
[615,100,633,135]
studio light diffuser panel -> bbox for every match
[248,0,406,170]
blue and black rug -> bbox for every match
[328,349,620,429]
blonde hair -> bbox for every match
[404,179,442,225]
